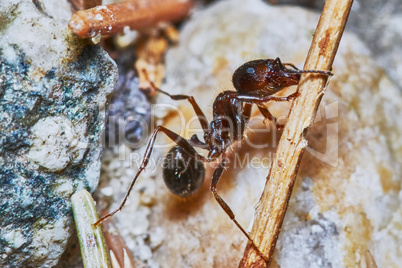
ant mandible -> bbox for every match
[95,57,332,260]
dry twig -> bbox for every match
[68,0,194,39]
[239,0,354,266]
[69,0,101,11]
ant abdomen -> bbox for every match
[163,145,205,197]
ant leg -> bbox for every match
[257,105,284,130]
[243,103,252,125]
[94,126,207,226]
[142,69,209,134]
[210,157,268,262]
[235,91,299,104]
[189,134,208,149]
[157,88,209,134]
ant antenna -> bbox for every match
[288,69,334,76]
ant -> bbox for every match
[95,57,332,261]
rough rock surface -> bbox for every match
[97,0,402,267]
[0,0,117,267]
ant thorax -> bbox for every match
[204,91,247,159]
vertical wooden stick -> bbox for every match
[239,0,353,267]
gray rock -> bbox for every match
[0,0,118,267]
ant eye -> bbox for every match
[246,67,255,74]
[163,146,205,197]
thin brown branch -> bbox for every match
[69,0,101,11]
[68,0,194,38]
[239,0,354,267]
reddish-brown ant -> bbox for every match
[95,57,332,260]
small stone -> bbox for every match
[149,227,165,250]
[134,237,153,261]
[115,27,138,48]
[100,186,114,197]
[91,33,102,45]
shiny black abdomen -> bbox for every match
[163,145,205,197]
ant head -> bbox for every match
[232,59,300,96]
[232,59,267,94]
[163,146,205,197]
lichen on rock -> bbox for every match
[0,0,118,267]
